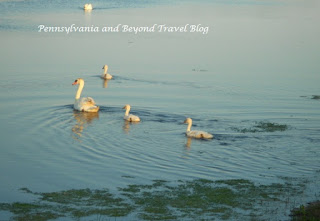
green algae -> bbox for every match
[290,201,320,221]
[15,211,60,221]
[0,202,61,221]
[232,121,288,133]
[40,188,123,207]
[0,178,309,220]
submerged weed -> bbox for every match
[232,121,288,133]
[0,178,310,221]
[290,201,320,220]
[40,188,123,207]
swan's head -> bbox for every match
[84,4,93,10]
[102,65,108,70]
[122,104,131,110]
[72,78,83,85]
[184,118,192,124]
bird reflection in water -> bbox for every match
[185,137,192,149]
[122,120,140,134]
[103,79,110,88]
[83,5,92,25]
[72,110,99,141]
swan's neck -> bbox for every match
[75,80,84,100]
[186,122,192,132]
[125,108,130,116]
[104,67,108,74]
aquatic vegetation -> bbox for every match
[0,203,61,221]
[301,95,320,100]
[42,189,117,205]
[290,201,320,220]
[311,95,320,100]
[0,178,309,220]
[232,121,288,133]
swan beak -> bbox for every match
[183,120,187,124]
[72,80,78,85]
[122,106,126,109]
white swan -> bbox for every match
[72,78,99,112]
[101,65,113,80]
[84,4,93,11]
[183,118,213,139]
[122,104,140,122]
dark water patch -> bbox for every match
[290,201,320,221]
[190,117,218,130]
[300,95,320,100]
[98,105,121,113]
[311,95,320,100]
[213,134,228,141]
[219,141,230,146]
[231,121,288,133]
[122,175,135,179]
[134,109,186,125]
[192,68,208,72]
[153,113,186,124]
[0,177,310,220]
[91,75,102,78]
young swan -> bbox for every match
[101,65,113,80]
[122,104,140,122]
[183,118,213,139]
[83,4,93,11]
[72,78,99,112]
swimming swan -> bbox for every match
[101,65,113,80]
[183,118,213,139]
[72,78,99,112]
[84,4,93,10]
[122,104,140,122]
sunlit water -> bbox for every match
[0,0,320,220]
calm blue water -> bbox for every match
[0,0,320,220]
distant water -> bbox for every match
[0,0,319,220]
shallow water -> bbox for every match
[0,0,320,220]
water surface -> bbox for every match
[0,0,319,220]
